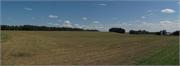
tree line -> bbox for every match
[109,28,179,36]
[0,25,99,32]
[1,25,179,36]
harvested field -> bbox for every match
[1,31,179,65]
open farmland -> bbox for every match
[1,31,179,65]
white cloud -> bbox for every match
[48,14,58,19]
[99,26,104,29]
[161,9,175,14]
[91,20,180,32]
[147,13,153,16]
[178,1,180,4]
[82,17,87,20]
[93,21,100,23]
[74,24,79,26]
[74,24,82,28]
[160,20,172,25]
[24,7,32,11]
[133,20,179,32]
[159,20,180,31]
[63,20,73,27]
[141,16,146,19]
[97,4,107,6]
[146,10,156,16]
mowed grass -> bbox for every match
[1,31,179,65]
[1,32,8,42]
[136,42,179,65]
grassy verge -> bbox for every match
[136,43,179,65]
[1,32,8,42]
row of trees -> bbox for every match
[109,28,179,36]
[170,31,180,36]
[1,25,179,36]
[129,30,150,34]
[0,25,99,32]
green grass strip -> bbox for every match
[136,43,179,65]
[1,32,8,42]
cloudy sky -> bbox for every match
[1,0,180,32]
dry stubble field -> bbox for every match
[1,31,179,65]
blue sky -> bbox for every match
[1,0,180,32]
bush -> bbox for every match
[171,31,180,36]
[156,30,167,35]
[129,30,149,34]
[109,28,125,33]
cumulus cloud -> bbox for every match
[97,4,107,6]
[134,21,179,32]
[74,24,82,28]
[82,17,88,20]
[90,20,180,32]
[160,20,172,26]
[24,7,32,11]
[48,14,58,19]
[159,20,180,31]
[93,21,100,23]
[161,9,175,14]
[63,20,73,27]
